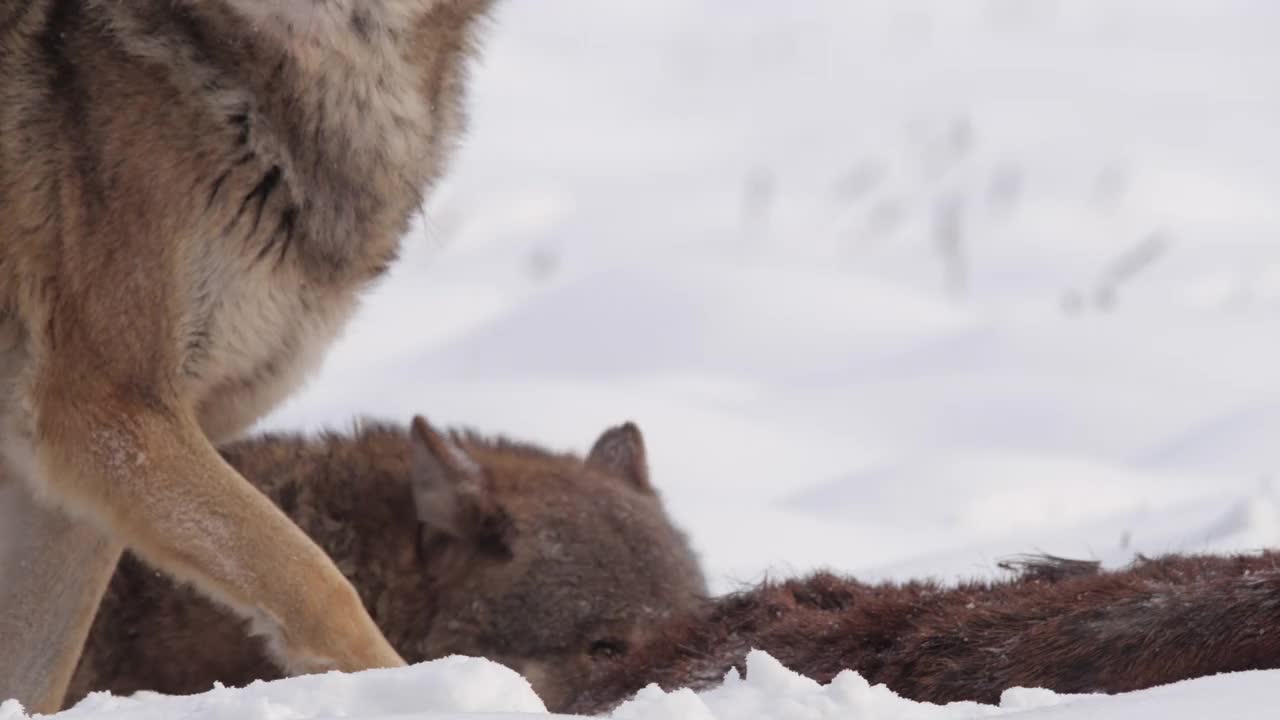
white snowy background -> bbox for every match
[22,1,1280,718]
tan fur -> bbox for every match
[68,418,708,713]
[0,1,494,711]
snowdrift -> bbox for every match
[6,653,1276,720]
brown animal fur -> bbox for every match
[567,552,1280,714]
[69,417,708,713]
[0,1,494,711]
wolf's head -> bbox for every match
[405,416,709,711]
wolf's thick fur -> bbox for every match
[567,553,1280,714]
[0,1,493,711]
[69,418,707,713]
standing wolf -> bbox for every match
[0,1,494,711]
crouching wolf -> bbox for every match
[69,417,707,712]
[0,1,494,711]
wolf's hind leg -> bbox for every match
[0,481,121,714]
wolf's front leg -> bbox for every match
[28,382,404,682]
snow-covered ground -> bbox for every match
[24,1,1280,718]
[11,654,1280,720]
[266,0,1280,592]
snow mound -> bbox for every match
[8,652,1280,720]
[3,657,545,720]
[614,651,1017,719]
[616,651,1280,720]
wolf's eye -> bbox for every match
[589,639,628,660]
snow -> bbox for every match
[7,659,546,720]
[7,653,1280,720]
[12,0,1280,718]
[607,652,1280,720]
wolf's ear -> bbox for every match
[410,416,512,559]
[586,422,652,493]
